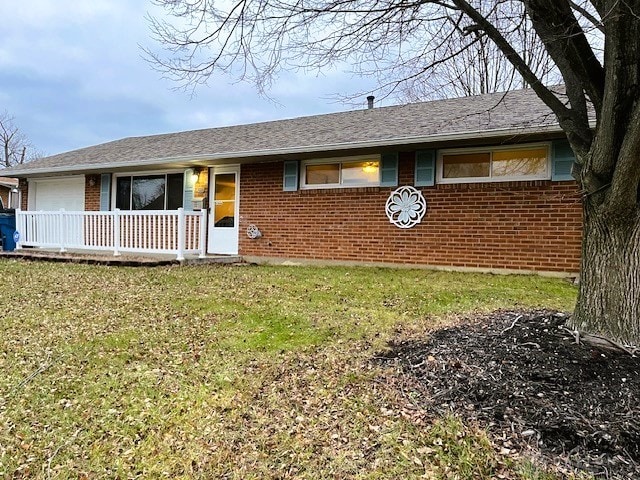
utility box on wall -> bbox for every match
[192,197,205,210]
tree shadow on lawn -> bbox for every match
[377,310,640,479]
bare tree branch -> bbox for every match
[144,0,617,193]
[0,111,37,168]
[570,0,605,32]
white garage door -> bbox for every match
[29,176,85,211]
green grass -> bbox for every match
[0,260,579,479]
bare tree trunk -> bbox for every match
[571,203,640,345]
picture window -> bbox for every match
[115,173,184,210]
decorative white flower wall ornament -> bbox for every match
[246,224,262,239]
[385,186,427,229]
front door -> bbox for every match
[207,166,239,254]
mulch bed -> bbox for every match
[377,310,640,479]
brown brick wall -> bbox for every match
[85,175,100,211]
[19,179,28,210]
[238,152,583,273]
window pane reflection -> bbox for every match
[215,174,236,200]
[116,177,131,210]
[492,148,548,177]
[442,153,491,178]
[306,164,340,185]
[132,176,165,210]
[166,173,184,210]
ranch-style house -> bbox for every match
[5,88,582,275]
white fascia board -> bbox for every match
[8,124,566,177]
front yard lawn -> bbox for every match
[0,261,577,479]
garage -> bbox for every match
[28,176,85,211]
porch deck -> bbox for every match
[0,248,243,267]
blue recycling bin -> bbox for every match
[0,209,17,251]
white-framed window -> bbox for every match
[437,143,551,184]
[113,171,184,210]
[301,155,382,189]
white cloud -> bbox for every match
[1,1,123,29]
[0,1,373,155]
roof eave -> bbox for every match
[7,124,565,177]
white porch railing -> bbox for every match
[15,208,207,261]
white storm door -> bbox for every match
[207,166,239,255]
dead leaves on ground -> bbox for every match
[0,262,577,479]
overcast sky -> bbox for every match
[0,1,380,157]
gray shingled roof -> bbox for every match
[7,88,564,176]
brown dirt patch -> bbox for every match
[377,310,640,479]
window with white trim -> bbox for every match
[301,155,381,188]
[114,172,184,210]
[437,144,550,184]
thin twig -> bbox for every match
[409,360,426,369]
[8,354,54,398]
[46,428,82,480]
[500,315,523,335]
[561,326,580,344]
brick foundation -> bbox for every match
[238,153,582,273]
